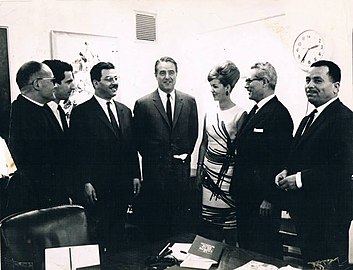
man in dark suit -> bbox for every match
[231,62,293,258]
[9,61,69,211]
[133,56,198,239]
[69,62,141,252]
[276,60,353,264]
[43,60,76,200]
[42,59,75,133]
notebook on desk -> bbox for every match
[45,244,100,270]
[76,266,100,270]
[179,235,223,270]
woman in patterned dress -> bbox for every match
[196,61,247,245]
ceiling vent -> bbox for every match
[135,12,157,42]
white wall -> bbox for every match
[1,0,352,167]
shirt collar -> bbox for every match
[158,88,175,101]
[21,94,44,107]
[314,97,338,115]
[47,101,59,111]
[94,95,113,108]
[257,94,275,110]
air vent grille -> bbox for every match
[136,13,156,42]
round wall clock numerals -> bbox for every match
[293,30,325,71]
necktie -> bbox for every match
[166,93,173,126]
[247,104,258,120]
[57,105,68,131]
[302,109,318,135]
[107,101,120,135]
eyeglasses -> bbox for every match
[245,78,263,85]
[30,77,56,85]
[103,76,119,83]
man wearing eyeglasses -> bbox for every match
[69,62,141,253]
[230,62,293,258]
[8,61,70,212]
[133,56,198,240]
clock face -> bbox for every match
[293,30,325,71]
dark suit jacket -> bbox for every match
[133,89,198,183]
[8,95,68,210]
[285,98,353,260]
[43,104,71,195]
[231,96,294,208]
[69,97,140,201]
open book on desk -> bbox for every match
[179,235,223,269]
[234,260,301,270]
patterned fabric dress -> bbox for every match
[202,105,245,230]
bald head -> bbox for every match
[16,61,56,104]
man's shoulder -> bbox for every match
[11,95,42,114]
[136,90,157,103]
[72,97,95,111]
[328,99,353,119]
[175,89,195,101]
[262,96,290,114]
[70,98,97,121]
[114,100,132,112]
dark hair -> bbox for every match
[16,61,44,89]
[310,60,341,83]
[154,56,178,75]
[42,59,73,85]
[90,62,115,84]
[207,60,240,90]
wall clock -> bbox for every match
[293,30,325,71]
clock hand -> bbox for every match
[301,45,319,63]
[309,44,319,50]
[301,48,310,63]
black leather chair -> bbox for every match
[0,205,92,270]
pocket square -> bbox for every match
[253,128,264,133]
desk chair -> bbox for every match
[0,205,91,270]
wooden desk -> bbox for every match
[100,233,300,270]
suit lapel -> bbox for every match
[292,116,309,148]
[293,113,327,150]
[240,97,277,136]
[152,90,171,128]
[43,104,63,133]
[91,97,119,137]
[173,90,183,129]
[293,99,339,149]
[114,101,124,134]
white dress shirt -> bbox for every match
[94,95,120,127]
[255,94,276,113]
[295,97,339,188]
[158,89,175,120]
[22,94,44,107]
[47,101,64,130]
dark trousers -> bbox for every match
[85,191,128,251]
[293,215,349,263]
[138,158,193,240]
[237,202,282,259]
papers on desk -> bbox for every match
[234,260,301,270]
[349,220,353,263]
[170,243,192,261]
[178,235,223,270]
[45,244,100,270]
[180,254,215,269]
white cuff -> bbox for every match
[295,172,302,188]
